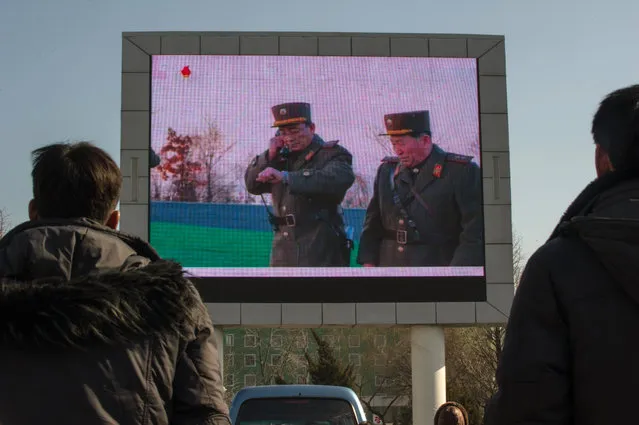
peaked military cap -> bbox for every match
[271,102,312,128]
[380,110,431,136]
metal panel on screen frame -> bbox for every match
[120,31,513,326]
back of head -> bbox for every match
[591,84,639,171]
[31,142,122,223]
[434,402,468,425]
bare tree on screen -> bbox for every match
[342,173,370,209]
[191,122,237,203]
[367,125,394,157]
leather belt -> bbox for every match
[382,228,421,245]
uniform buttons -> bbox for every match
[398,219,405,225]
[397,246,404,253]
[283,232,289,237]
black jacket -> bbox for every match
[0,218,230,425]
[485,172,639,425]
[357,144,483,267]
[244,134,355,267]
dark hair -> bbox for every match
[31,142,122,222]
[591,84,639,170]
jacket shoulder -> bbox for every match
[315,140,352,161]
[322,140,351,155]
[373,157,399,177]
[522,235,593,290]
[445,152,474,165]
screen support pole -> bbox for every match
[411,325,446,424]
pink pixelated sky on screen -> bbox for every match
[151,55,479,190]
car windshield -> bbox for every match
[236,397,358,425]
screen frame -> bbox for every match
[120,31,513,325]
[149,53,485,302]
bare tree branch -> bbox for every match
[444,232,523,423]
[0,208,11,238]
[512,229,526,289]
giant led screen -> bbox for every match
[150,55,484,282]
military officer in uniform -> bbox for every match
[244,102,355,267]
[357,110,483,267]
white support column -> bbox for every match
[214,326,225,389]
[411,326,446,425]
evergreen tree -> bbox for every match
[305,330,355,388]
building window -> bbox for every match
[225,334,234,347]
[271,334,283,348]
[374,355,385,366]
[244,334,257,348]
[355,374,363,386]
[348,335,360,348]
[375,375,387,387]
[225,354,234,367]
[292,354,306,367]
[244,354,256,367]
[297,375,307,384]
[323,334,336,346]
[244,374,256,387]
[271,354,282,366]
[349,353,361,366]
[295,334,308,349]
[374,334,387,348]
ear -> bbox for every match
[421,134,432,145]
[28,199,38,221]
[308,122,316,134]
[105,210,120,230]
[595,144,614,177]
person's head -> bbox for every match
[271,102,316,152]
[29,142,122,229]
[382,110,433,168]
[434,402,468,425]
[592,84,639,177]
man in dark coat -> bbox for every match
[244,102,355,267]
[357,110,483,267]
[0,142,230,425]
[484,84,639,425]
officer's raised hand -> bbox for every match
[268,135,286,161]
[256,167,284,184]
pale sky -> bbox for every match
[1,0,638,260]
[151,55,479,198]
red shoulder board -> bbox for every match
[445,153,473,164]
[305,150,316,161]
[381,156,400,163]
[433,163,443,178]
[322,140,340,149]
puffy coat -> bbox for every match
[0,218,230,425]
[485,174,639,425]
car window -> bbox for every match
[236,398,358,425]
